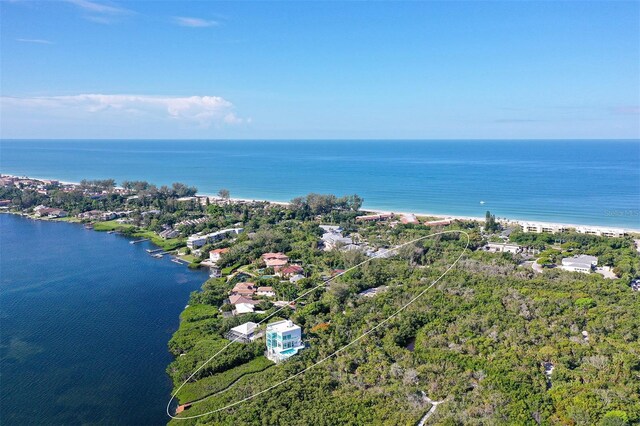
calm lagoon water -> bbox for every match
[0,214,208,425]
[1,139,639,228]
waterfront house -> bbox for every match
[209,248,229,264]
[256,286,276,297]
[229,294,259,306]
[231,282,256,297]
[158,228,180,239]
[34,207,68,218]
[225,322,261,343]
[265,320,305,363]
[561,255,598,273]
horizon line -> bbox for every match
[2,138,639,142]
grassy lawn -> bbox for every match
[176,356,273,403]
[92,221,185,250]
[55,216,83,223]
[92,220,134,232]
[221,262,242,275]
[133,230,185,251]
[179,254,197,263]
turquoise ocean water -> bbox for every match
[1,139,639,228]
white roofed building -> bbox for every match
[265,320,305,363]
[225,322,261,343]
[561,255,598,274]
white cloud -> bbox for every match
[174,16,218,28]
[65,0,132,24]
[16,38,54,44]
[65,0,129,15]
[1,94,248,127]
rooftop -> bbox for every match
[230,322,257,335]
[267,319,300,333]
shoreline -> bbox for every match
[3,173,639,233]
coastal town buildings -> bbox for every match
[186,227,243,249]
[265,320,305,363]
[158,228,180,239]
[356,213,395,222]
[517,221,627,238]
[561,255,598,273]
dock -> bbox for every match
[146,248,164,254]
[129,238,150,245]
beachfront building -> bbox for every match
[574,226,627,238]
[400,213,419,224]
[519,222,570,234]
[265,320,305,363]
[356,213,395,222]
[561,255,598,274]
[225,321,260,343]
[518,221,627,238]
[186,227,244,249]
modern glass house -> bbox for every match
[265,320,305,363]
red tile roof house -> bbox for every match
[209,248,229,263]
[231,282,257,297]
[276,265,304,278]
[229,294,259,306]
[262,252,289,268]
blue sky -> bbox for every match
[1,0,638,139]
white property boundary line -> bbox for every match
[167,230,470,420]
